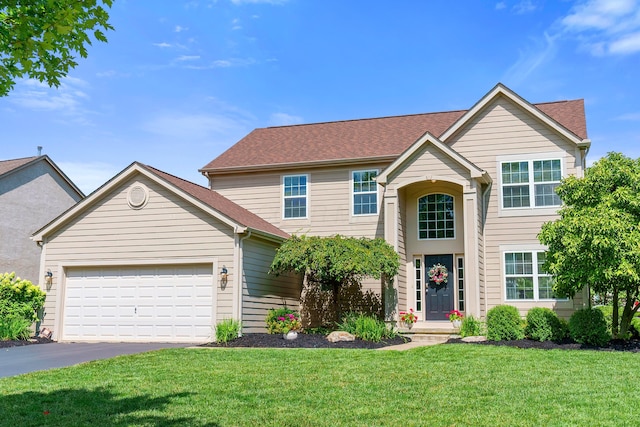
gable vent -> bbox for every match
[127,184,149,209]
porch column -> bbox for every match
[463,183,481,317]
[383,191,399,320]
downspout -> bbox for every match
[235,229,252,336]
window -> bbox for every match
[414,258,422,312]
[353,170,378,215]
[418,194,454,239]
[283,175,307,219]
[457,257,464,311]
[501,159,562,209]
[504,251,556,300]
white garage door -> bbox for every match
[63,264,214,343]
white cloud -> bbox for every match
[269,112,303,126]
[183,58,257,69]
[503,32,558,85]
[609,31,640,53]
[231,0,289,4]
[9,77,90,114]
[513,0,537,14]
[141,112,249,141]
[175,55,201,62]
[615,111,640,121]
[56,161,121,195]
[175,25,188,32]
[560,0,640,55]
[153,42,173,48]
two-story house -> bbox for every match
[34,83,590,342]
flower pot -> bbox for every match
[404,322,414,330]
[452,320,462,329]
[284,331,298,340]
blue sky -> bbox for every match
[1,0,639,194]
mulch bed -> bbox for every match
[200,333,408,349]
[0,336,53,349]
[4,334,640,352]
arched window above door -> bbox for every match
[418,193,455,239]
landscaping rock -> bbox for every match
[326,331,355,343]
[461,336,487,342]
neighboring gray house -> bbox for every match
[0,155,84,284]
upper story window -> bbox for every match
[501,159,562,209]
[504,251,557,301]
[283,174,308,219]
[352,170,378,215]
[418,193,455,239]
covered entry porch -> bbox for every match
[375,132,490,325]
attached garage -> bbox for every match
[33,162,297,343]
[62,264,214,342]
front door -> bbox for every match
[425,254,454,320]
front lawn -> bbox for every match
[1,344,639,426]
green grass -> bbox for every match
[1,344,639,426]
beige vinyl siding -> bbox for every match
[241,237,301,332]
[210,163,389,238]
[448,96,582,314]
[385,144,471,188]
[41,175,236,332]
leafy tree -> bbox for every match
[0,0,113,96]
[269,235,400,321]
[539,152,640,338]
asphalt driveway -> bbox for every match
[0,342,190,378]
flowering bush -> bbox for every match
[446,309,463,322]
[0,272,46,322]
[265,308,302,334]
[399,308,418,324]
[428,263,448,285]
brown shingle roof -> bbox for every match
[0,156,37,177]
[142,164,289,239]
[201,99,587,172]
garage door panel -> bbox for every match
[63,264,213,342]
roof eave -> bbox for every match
[200,155,397,176]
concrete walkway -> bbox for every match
[0,342,190,378]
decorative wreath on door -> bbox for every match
[428,263,449,285]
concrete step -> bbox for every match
[398,323,460,344]
[402,334,452,344]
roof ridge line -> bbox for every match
[263,109,469,130]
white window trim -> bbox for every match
[417,193,456,240]
[282,174,309,220]
[496,152,565,217]
[500,245,563,302]
[351,169,380,217]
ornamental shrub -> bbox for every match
[0,315,31,340]
[265,308,302,334]
[595,305,615,335]
[524,307,568,342]
[337,312,396,342]
[215,319,241,345]
[459,315,485,338]
[486,305,524,341]
[569,308,610,347]
[0,272,46,322]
